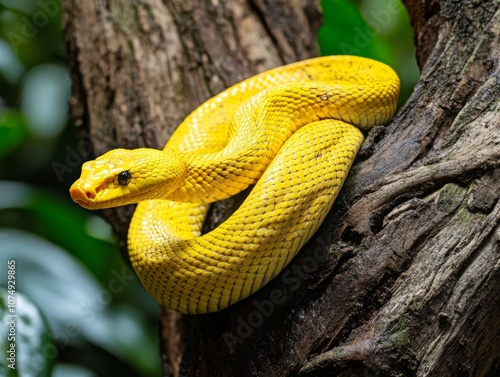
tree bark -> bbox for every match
[62,1,499,376]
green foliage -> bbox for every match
[0,230,160,376]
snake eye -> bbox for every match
[117,170,131,185]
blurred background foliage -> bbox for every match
[0,0,419,376]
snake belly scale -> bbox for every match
[70,55,400,314]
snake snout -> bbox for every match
[69,180,97,204]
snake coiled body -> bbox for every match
[70,56,400,314]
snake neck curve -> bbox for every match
[163,79,398,205]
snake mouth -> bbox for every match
[70,178,127,210]
[69,180,108,209]
[70,184,93,208]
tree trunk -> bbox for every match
[62,0,500,376]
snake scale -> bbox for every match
[70,55,400,314]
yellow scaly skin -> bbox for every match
[70,56,400,314]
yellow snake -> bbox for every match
[70,55,400,314]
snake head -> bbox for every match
[69,148,185,209]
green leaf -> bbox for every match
[0,229,160,376]
[0,229,103,336]
[0,288,55,377]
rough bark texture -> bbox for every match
[62,1,499,376]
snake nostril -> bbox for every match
[82,186,97,200]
